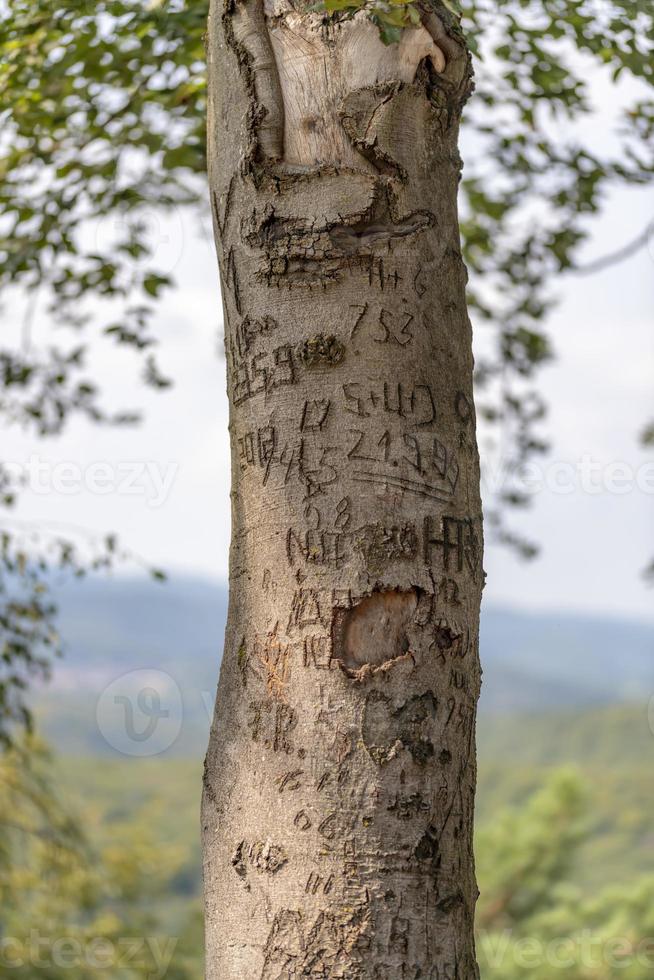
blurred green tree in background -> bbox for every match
[0,1,652,975]
[0,739,201,978]
[477,771,654,979]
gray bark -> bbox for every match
[203,2,483,977]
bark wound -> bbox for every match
[362,690,437,765]
[232,839,289,882]
[332,588,417,679]
[264,2,447,169]
[329,211,433,254]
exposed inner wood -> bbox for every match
[263,1,446,167]
[332,589,419,677]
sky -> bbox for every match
[4,74,653,625]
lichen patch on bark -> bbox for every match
[298,333,345,368]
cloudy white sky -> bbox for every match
[4,66,653,624]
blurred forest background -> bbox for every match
[1,0,653,977]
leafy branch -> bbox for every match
[311,0,423,46]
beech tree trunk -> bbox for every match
[203,2,482,976]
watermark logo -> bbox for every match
[93,206,185,290]
[4,456,179,508]
[0,932,177,978]
[481,453,654,498]
[96,670,183,757]
[478,928,654,971]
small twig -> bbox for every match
[574,219,654,276]
[21,283,40,352]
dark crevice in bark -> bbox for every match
[328,213,433,254]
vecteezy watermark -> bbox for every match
[93,205,186,290]
[482,453,654,498]
[0,932,177,978]
[478,929,654,970]
[647,695,654,739]
[4,456,178,508]
[96,670,183,757]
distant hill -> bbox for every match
[34,574,654,756]
[51,575,227,689]
[480,605,654,709]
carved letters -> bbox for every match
[207,6,483,974]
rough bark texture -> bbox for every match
[203,2,483,976]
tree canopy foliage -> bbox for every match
[477,769,654,979]
[0,0,652,743]
[1,739,202,977]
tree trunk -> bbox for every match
[203,2,482,976]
